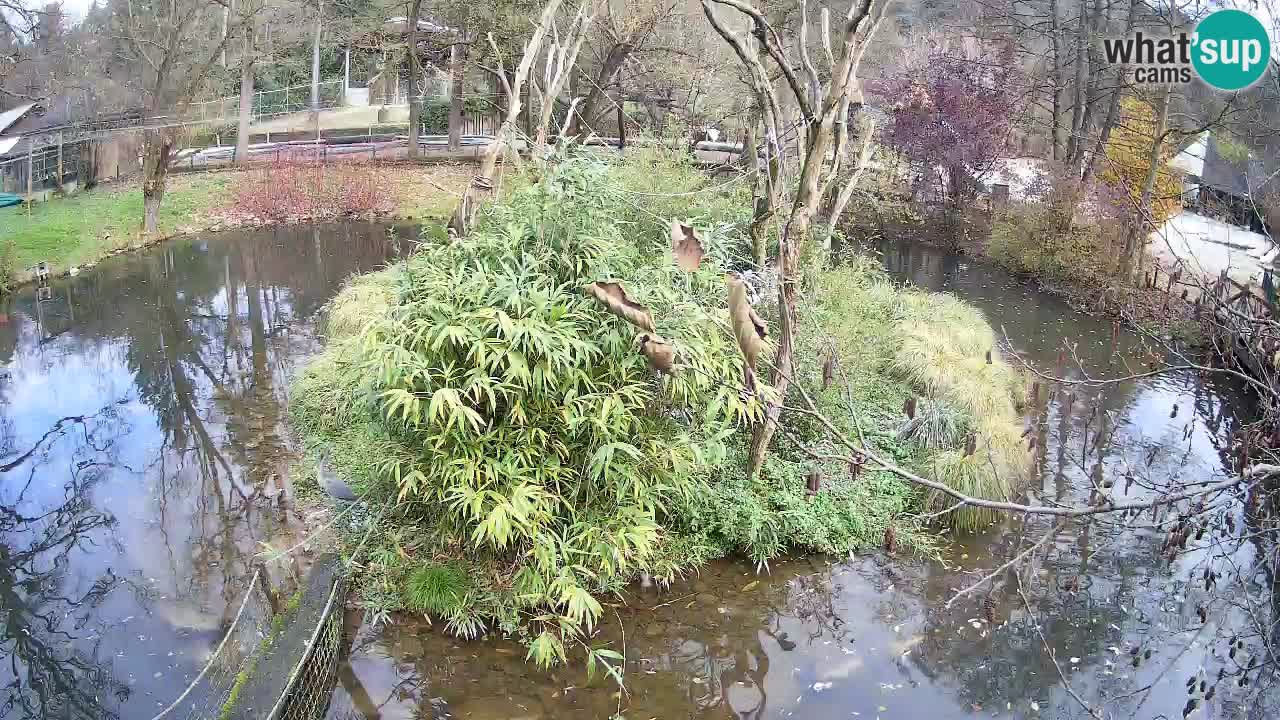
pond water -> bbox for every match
[3,226,1276,720]
[0,223,415,719]
[323,238,1278,720]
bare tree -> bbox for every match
[704,0,889,476]
[110,0,248,233]
[234,0,267,166]
[530,1,596,150]
[572,0,678,136]
[447,0,564,236]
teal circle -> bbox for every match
[1192,9,1271,91]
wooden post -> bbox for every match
[26,145,33,208]
[56,133,64,192]
[522,87,531,141]
[616,99,626,151]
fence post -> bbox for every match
[617,101,626,151]
[56,133,64,192]
[26,145,34,206]
[522,88,531,139]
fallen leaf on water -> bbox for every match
[742,580,760,592]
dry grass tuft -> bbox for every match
[325,267,402,341]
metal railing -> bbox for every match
[187,79,347,125]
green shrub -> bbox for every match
[0,237,15,295]
[324,268,403,341]
[898,397,971,451]
[309,154,756,666]
[986,202,1121,284]
[293,150,1034,670]
[419,97,493,134]
[406,564,471,615]
[673,448,922,565]
[809,255,1029,531]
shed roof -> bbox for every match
[1200,134,1278,199]
[0,103,37,135]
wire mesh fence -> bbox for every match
[0,139,89,194]
[185,79,347,125]
[271,572,347,720]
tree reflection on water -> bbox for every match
[0,407,128,719]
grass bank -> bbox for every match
[0,173,233,279]
[0,163,470,292]
[288,149,1030,668]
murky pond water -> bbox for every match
[325,239,1277,720]
[4,226,1275,720]
[0,223,414,719]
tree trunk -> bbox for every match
[1064,0,1089,165]
[1121,85,1172,279]
[575,42,633,136]
[748,102,840,476]
[310,1,322,112]
[236,44,255,166]
[741,104,758,174]
[1048,0,1064,162]
[568,66,581,136]
[221,3,230,68]
[406,0,424,158]
[448,31,466,151]
[141,130,173,234]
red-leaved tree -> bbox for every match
[873,40,1022,214]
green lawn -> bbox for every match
[0,173,234,274]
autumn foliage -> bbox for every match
[230,157,391,223]
[1099,98,1183,227]
[873,41,1022,205]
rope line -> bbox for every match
[149,570,263,720]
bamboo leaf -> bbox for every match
[585,281,656,333]
[670,219,706,272]
[634,333,676,372]
[726,273,768,382]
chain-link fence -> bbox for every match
[271,570,347,720]
[0,139,88,195]
[145,572,277,720]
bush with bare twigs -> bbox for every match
[230,158,391,223]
